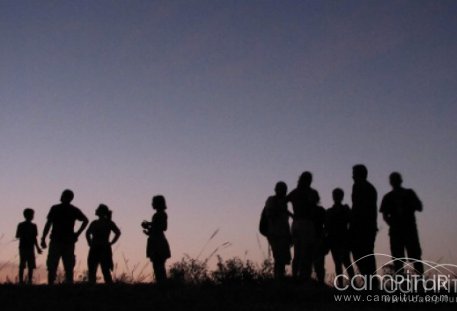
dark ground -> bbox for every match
[0,281,455,311]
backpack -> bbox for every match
[259,207,269,237]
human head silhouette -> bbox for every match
[152,195,167,211]
[352,164,368,183]
[274,181,287,198]
[332,188,344,204]
[298,171,312,188]
[23,208,34,221]
[60,189,74,204]
[389,172,403,189]
[96,204,111,219]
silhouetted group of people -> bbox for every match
[261,164,424,285]
[15,190,170,285]
[15,164,423,286]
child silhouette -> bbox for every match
[16,208,42,284]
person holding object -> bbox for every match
[142,195,171,284]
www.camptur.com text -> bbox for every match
[334,294,457,303]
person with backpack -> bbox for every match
[260,181,292,279]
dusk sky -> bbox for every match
[1,0,457,281]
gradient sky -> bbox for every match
[1,0,457,281]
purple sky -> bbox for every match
[1,0,457,280]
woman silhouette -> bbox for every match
[142,195,171,283]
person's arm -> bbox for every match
[15,224,21,240]
[380,196,391,225]
[34,238,42,254]
[409,190,423,212]
[110,222,121,245]
[141,219,152,235]
[160,213,168,232]
[74,209,89,241]
[41,220,52,249]
[34,225,42,254]
[85,223,93,246]
[285,193,295,219]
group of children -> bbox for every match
[15,192,170,284]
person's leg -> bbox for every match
[390,230,406,274]
[341,248,355,278]
[352,234,377,288]
[47,241,60,285]
[331,247,343,281]
[27,252,36,284]
[152,258,167,283]
[292,241,301,279]
[100,248,113,284]
[87,248,98,284]
[298,220,315,281]
[365,231,377,276]
[62,243,76,284]
[291,223,300,279]
[313,241,325,283]
[302,242,314,281]
[405,226,423,275]
[18,255,25,284]
[100,264,113,284]
[27,265,34,284]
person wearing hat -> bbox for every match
[86,204,121,284]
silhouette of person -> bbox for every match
[286,171,322,282]
[326,188,354,287]
[263,181,292,279]
[16,208,42,284]
[86,204,121,284]
[312,203,327,283]
[41,189,89,284]
[380,172,423,275]
[142,195,171,284]
[349,165,378,282]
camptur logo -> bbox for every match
[334,253,457,293]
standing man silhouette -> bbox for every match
[380,172,423,274]
[41,189,88,284]
[350,165,378,283]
